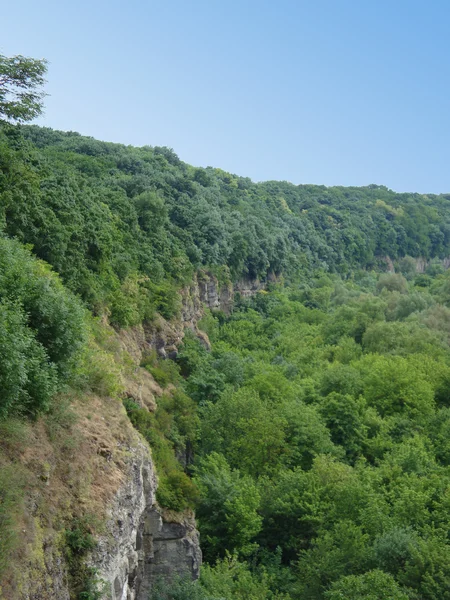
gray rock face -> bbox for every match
[182,271,265,320]
[136,510,200,600]
[92,439,201,600]
[195,273,265,315]
[382,255,450,274]
[122,272,266,363]
[10,271,266,599]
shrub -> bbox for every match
[142,351,182,388]
[324,569,409,600]
[0,301,58,418]
[64,516,105,600]
[0,238,87,418]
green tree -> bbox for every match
[319,393,368,462]
[0,301,57,418]
[371,527,417,576]
[0,54,47,122]
[201,555,289,600]
[357,354,435,421]
[324,569,409,600]
[200,389,287,476]
[194,453,262,561]
[296,521,370,598]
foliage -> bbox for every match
[324,569,410,600]
[64,516,105,600]
[142,351,182,388]
[123,399,198,511]
[194,453,262,561]
[177,274,450,599]
[2,123,450,330]
[0,237,86,417]
[0,54,47,122]
[3,107,450,599]
[200,554,291,600]
[150,576,213,600]
[150,556,291,600]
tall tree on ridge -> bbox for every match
[0,54,48,123]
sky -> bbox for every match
[2,0,450,193]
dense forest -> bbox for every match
[2,123,450,328]
[2,104,450,598]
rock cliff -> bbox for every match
[97,271,264,598]
[129,271,266,362]
[92,438,200,600]
[3,271,263,600]
[382,255,450,274]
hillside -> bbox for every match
[1,123,450,599]
[3,124,450,323]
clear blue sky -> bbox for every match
[2,0,450,193]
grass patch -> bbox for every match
[0,463,26,579]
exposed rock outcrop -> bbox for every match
[119,271,266,365]
[4,271,263,600]
[414,256,450,273]
[381,255,450,274]
[95,272,267,597]
[92,439,200,600]
[86,272,265,597]
[4,369,200,600]
[135,510,200,600]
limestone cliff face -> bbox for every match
[190,272,266,316]
[413,257,450,273]
[121,271,266,365]
[135,510,200,600]
[91,439,200,600]
[382,255,450,274]
[97,271,264,598]
[4,393,200,600]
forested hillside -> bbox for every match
[2,124,450,326]
[2,120,450,600]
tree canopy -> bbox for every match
[0,54,47,123]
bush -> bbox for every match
[150,576,213,600]
[142,351,182,388]
[0,238,87,418]
[0,238,87,375]
[0,301,58,418]
[324,569,409,600]
[64,516,105,600]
